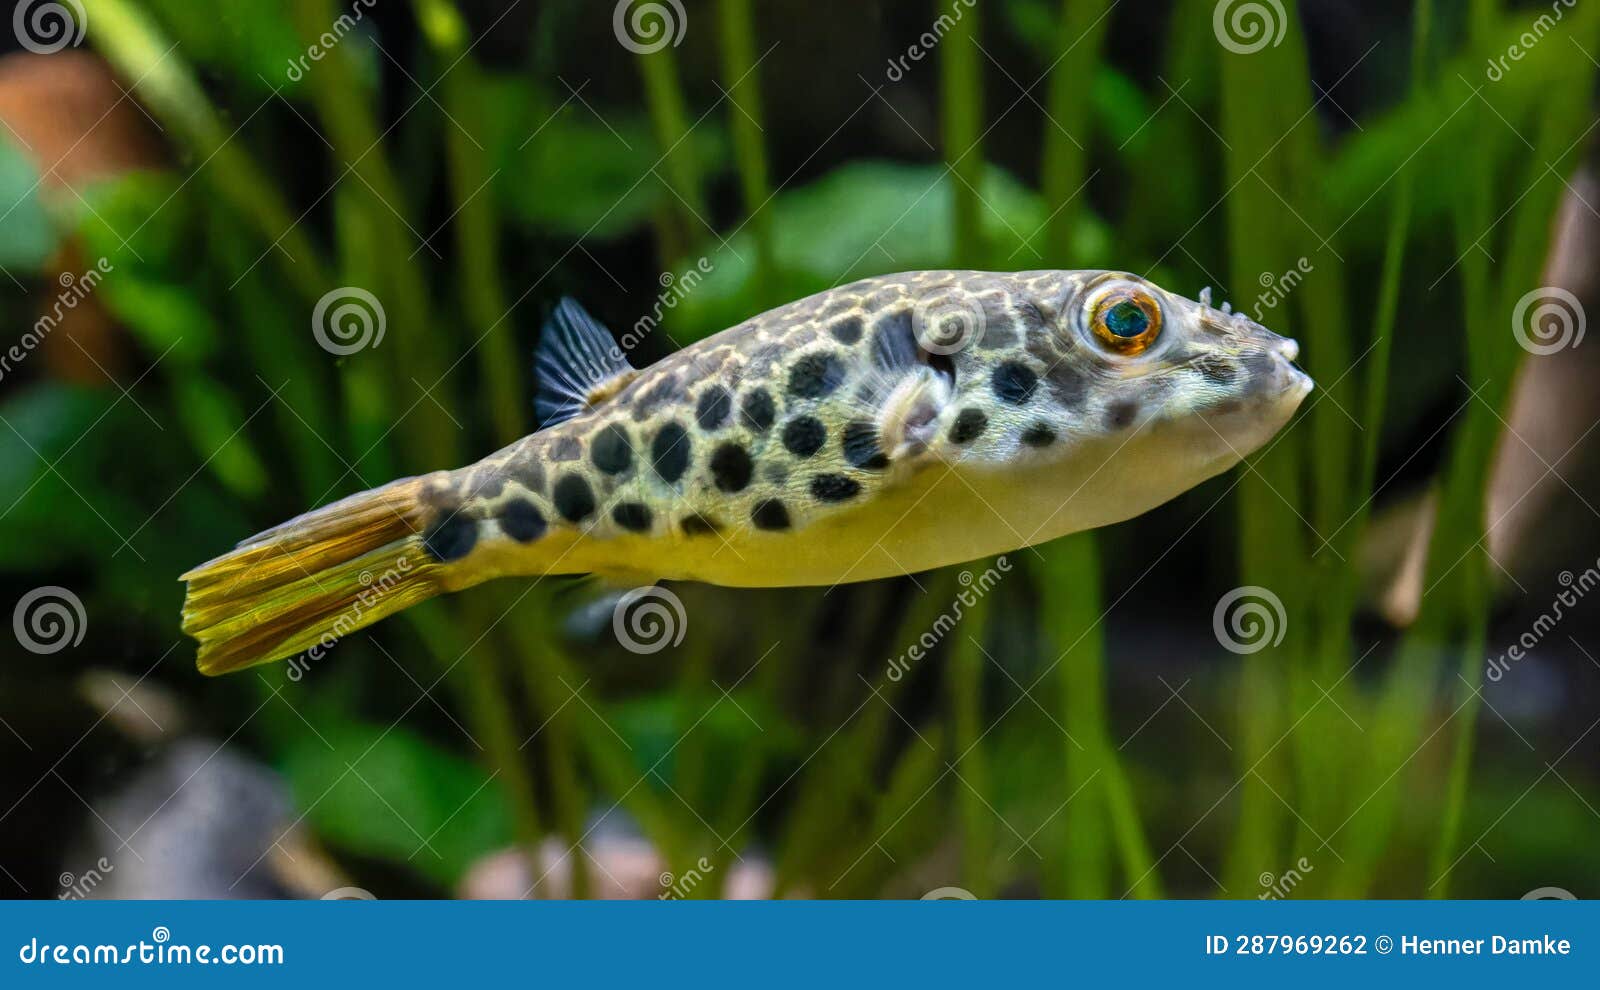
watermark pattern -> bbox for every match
[1212,0,1287,55]
[286,557,413,679]
[320,886,377,900]
[912,292,986,355]
[1486,0,1578,81]
[609,257,715,367]
[1212,585,1286,655]
[312,286,387,356]
[18,929,284,966]
[884,0,978,81]
[612,586,688,655]
[1511,286,1585,355]
[0,258,114,384]
[658,857,714,900]
[285,0,378,81]
[886,557,1010,682]
[58,858,114,901]
[13,0,86,55]
[612,0,686,55]
[13,586,86,655]
[1258,856,1314,900]
[1251,257,1313,322]
[1522,886,1577,900]
[1486,561,1600,683]
[921,886,977,900]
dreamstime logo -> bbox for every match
[1259,857,1314,900]
[13,586,86,654]
[287,557,413,679]
[1511,286,1585,355]
[612,0,686,55]
[284,0,377,81]
[609,256,715,366]
[1251,257,1313,322]
[321,886,377,900]
[658,857,714,900]
[58,857,114,900]
[13,0,86,54]
[1522,886,1577,900]
[922,886,977,900]
[886,557,1010,682]
[0,257,114,384]
[1212,0,1287,54]
[1212,585,1286,654]
[884,0,978,81]
[612,586,687,654]
[1487,560,1600,683]
[912,294,986,355]
[312,287,387,355]
[1486,0,1577,81]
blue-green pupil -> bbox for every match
[1105,300,1149,338]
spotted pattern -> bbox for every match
[499,498,546,543]
[424,514,478,562]
[553,474,596,522]
[782,417,827,458]
[696,386,733,431]
[429,269,1266,565]
[591,423,633,474]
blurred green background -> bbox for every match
[1,0,1598,900]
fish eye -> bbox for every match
[1088,286,1163,356]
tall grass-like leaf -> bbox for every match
[1216,5,1318,896]
[413,0,522,447]
[286,0,457,470]
[941,0,984,268]
[1040,0,1114,264]
[82,0,331,303]
[637,44,704,263]
[717,0,776,305]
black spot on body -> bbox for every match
[949,408,988,444]
[782,416,827,458]
[788,351,847,399]
[710,443,754,493]
[739,389,775,432]
[829,316,863,344]
[872,310,917,369]
[751,499,791,531]
[463,469,505,500]
[549,435,583,462]
[612,502,653,532]
[552,475,596,522]
[499,498,547,543]
[1021,422,1057,447]
[591,423,633,474]
[811,474,862,503]
[695,386,733,431]
[651,423,691,482]
[680,513,721,536]
[631,374,683,422]
[1198,359,1239,386]
[842,421,890,470]
[1044,365,1090,409]
[1104,400,1139,430]
[992,361,1039,405]
[424,515,477,562]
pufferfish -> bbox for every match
[181,270,1312,674]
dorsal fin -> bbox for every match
[534,298,638,428]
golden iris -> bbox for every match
[1090,289,1162,355]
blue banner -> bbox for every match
[1,900,1592,987]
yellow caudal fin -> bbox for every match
[181,478,446,675]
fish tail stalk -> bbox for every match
[180,477,454,675]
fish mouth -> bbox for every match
[1273,337,1314,403]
